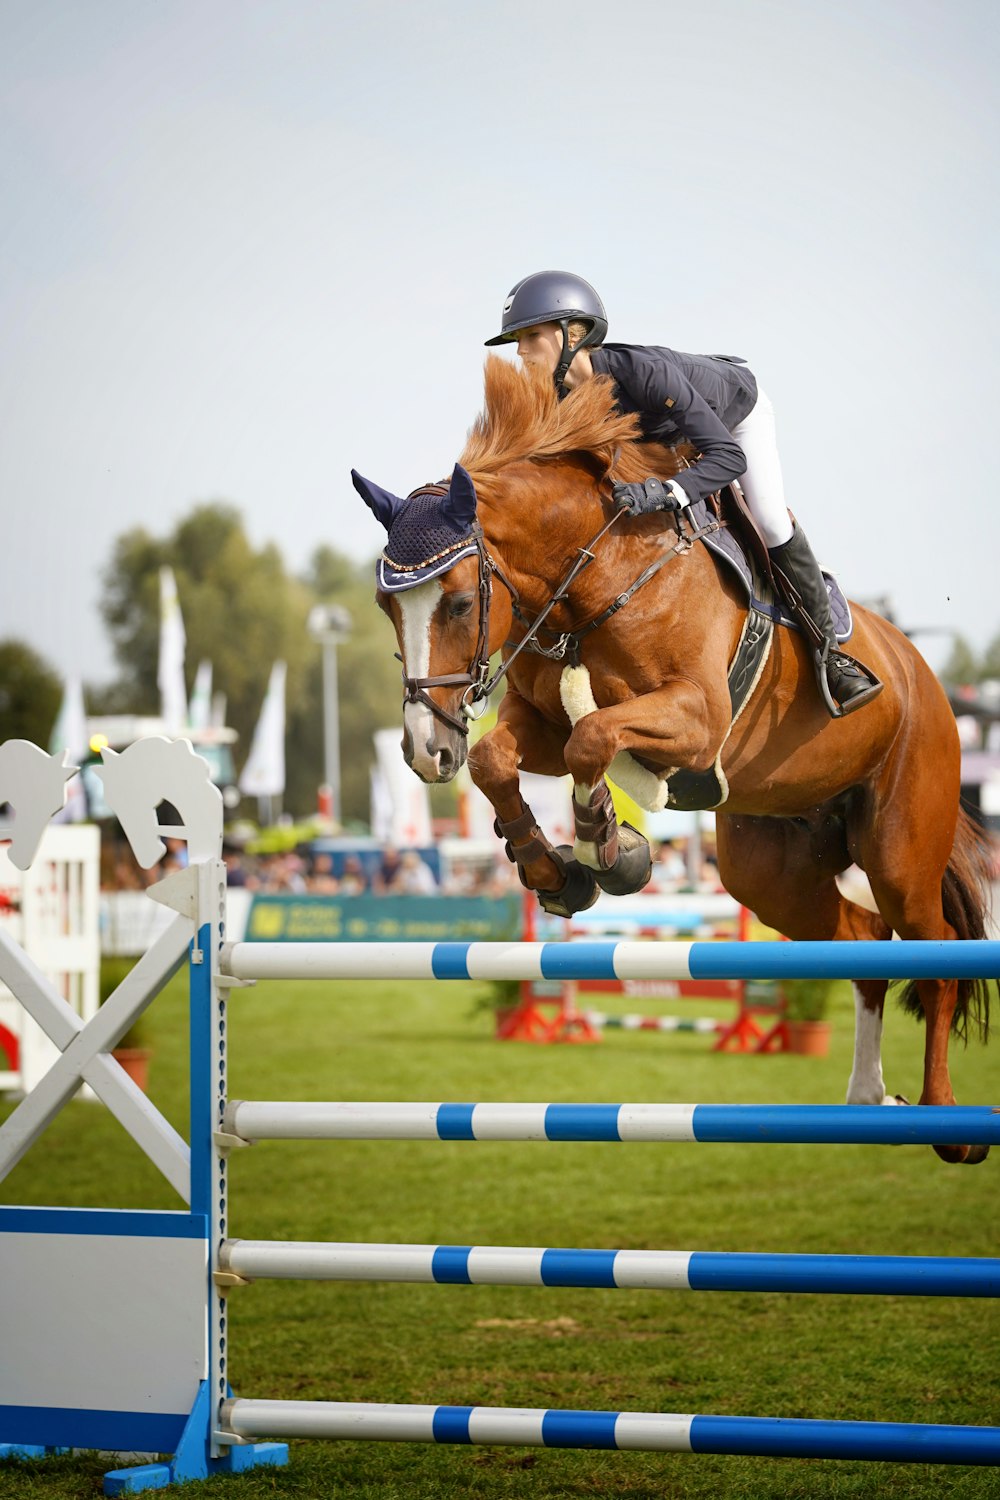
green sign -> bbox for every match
[244,893,522,944]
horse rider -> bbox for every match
[484,270,883,717]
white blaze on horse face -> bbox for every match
[397,579,445,778]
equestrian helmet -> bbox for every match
[484,271,608,348]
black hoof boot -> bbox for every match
[537,847,600,919]
[594,823,653,896]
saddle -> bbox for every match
[664,487,853,812]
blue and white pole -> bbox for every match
[221,1400,1000,1464]
[222,1101,1000,1147]
[222,938,1000,983]
[218,1239,1000,1298]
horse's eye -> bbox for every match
[448,593,475,618]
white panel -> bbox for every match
[613,943,693,979]
[227,1100,444,1140]
[225,942,437,980]
[614,1412,693,1451]
[467,1407,547,1445]
[228,1399,439,1441]
[225,1241,437,1282]
[613,1251,691,1289]
[471,1103,549,1140]
[465,943,544,980]
[0,1231,207,1413]
[467,1247,546,1284]
[617,1104,696,1141]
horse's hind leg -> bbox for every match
[715,813,898,1103]
[852,782,990,1165]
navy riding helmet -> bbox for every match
[485,271,608,391]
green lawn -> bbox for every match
[2,969,999,1498]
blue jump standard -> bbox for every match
[432,1103,1000,1146]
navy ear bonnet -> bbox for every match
[352,465,481,593]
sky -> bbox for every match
[2,0,998,689]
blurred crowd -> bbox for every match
[221,845,517,898]
[102,833,726,896]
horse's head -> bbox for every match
[352,463,511,783]
[97,737,224,867]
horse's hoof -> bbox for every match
[537,847,600,919]
[594,823,653,897]
[933,1142,991,1165]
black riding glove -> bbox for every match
[612,477,687,515]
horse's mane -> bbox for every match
[458,356,690,496]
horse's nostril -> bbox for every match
[437,747,455,775]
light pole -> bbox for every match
[308,603,352,824]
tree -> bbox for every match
[938,635,981,688]
[979,631,1000,684]
[0,640,64,747]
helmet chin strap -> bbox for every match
[552,320,577,398]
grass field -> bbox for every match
[1,967,999,1499]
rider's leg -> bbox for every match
[770,523,883,714]
[729,387,793,546]
[732,389,883,716]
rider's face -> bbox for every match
[515,323,563,375]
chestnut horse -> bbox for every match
[353,357,991,1164]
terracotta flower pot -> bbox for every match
[787,1020,832,1057]
[112,1046,152,1091]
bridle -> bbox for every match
[396,483,720,740]
[395,485,519,739]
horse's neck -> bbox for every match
[481,476,695,621]
[480,465,610,605]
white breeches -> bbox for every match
[730,387,793,548]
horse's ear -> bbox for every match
[351,470,404,531]
[443,463,478,529]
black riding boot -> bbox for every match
[769,524,883,717]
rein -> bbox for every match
[398,484,720,738]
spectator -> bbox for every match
[389,850,438,895]
[338,855,369,896]
[650,839,686,890]
[308,852,340,895]
[223,847,248,887]
[373,845,404,894]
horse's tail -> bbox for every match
[899,805,993,1041]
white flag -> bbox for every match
[188,660,213,732]
[373,728,431,846]
[158,566,187,733]
[239,661,287,798]
[49,674,89,822]
[369,764,394,843]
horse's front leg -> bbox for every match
[467,689,598,917]
[561,671,727,895]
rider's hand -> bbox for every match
[612,477,687,515]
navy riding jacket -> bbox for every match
[590,343,759,505]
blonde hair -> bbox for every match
[567,320,590,349]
